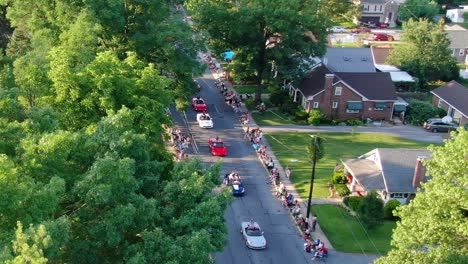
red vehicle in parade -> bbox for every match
[209,138,228,156]
[191,97,208,112]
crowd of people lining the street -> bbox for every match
[170,127,191,161]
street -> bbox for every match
[171,71,379,264]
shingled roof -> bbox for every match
[431,80,468,117]
[296,64,335,98]
[336,72,398,100]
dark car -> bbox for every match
[373,33,393,41]
[423,118,458,133]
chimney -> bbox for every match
[412,157,427,188]
[322,74,335,117]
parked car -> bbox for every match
[373,33,393,41]
[329,26,345,33]
[377,22,389,29]
[240,221,266,249]
[351,27,371,33]
[423,118,458,133]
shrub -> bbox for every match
[346,119,364,126]
[357,191,384,229]
[342,196,350,206]
[405,100,438,125]
[335,184,351,197]
[269,87,290,107]
[384,199,401,220]
[435,107,447,118]
[307,109,324,125]
[279,100,299,115]
[330,169,347,184]
[294,108,309,121]
[348,196,364,212]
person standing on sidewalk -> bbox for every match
[285,166,291,179]
[311,215,318,232]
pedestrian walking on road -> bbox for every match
[311,215,317,232]
[285,166,291,179]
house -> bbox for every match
[341,148,431,204]
[290,63,398,121]
[371,46,415,83]
[431,80,468,126]
[353,0,404,27]
[323,48,376,73]
[444,25,468,64]
[446,6,468,23]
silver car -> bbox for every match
[240,221,267,249]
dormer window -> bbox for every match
[335,86,342,95]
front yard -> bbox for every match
[251,111,297,126]
[312,204,396,254]
[265,132,434,198]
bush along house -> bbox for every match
[288,63,398,123]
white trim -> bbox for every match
[334,80,369,100]
[313,102,319,108]
[332,102,338,108]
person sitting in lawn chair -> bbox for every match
[283,193,295,207]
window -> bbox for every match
[390,193,404,198]
[346,101,363,113]
[313,102,319,108]
[332,102,338,109]
[374,102,387,110]
[374,5,377,11]
[379,5,382,11]
[437,100,442,108]
[460,49,465,56]
[335,86,342,95]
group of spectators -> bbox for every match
[304,238,328,260]
[170,127,191,161]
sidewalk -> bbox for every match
[211,69,338,250]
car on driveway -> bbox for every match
[423,118,458,132]
[192,97,208,112]
[329,26,345,33]
[209,138,227,156]
[196,113,213,128]
[351,27,371,33]
[373,33,393,41]
[240,221,266,249]
[377,22,389,29]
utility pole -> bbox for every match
[306,136,319,226]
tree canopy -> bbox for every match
[0,1,230,263]
[187,0,328,102]
[398,0,440,22]
[376,129,468,264]
[388,19,459,89]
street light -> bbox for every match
[305,135,323,227]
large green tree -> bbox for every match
[388,19,459,89]
[376,129,468,264]
[187,0,327,102]
[398,0,439,22]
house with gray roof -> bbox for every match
[288,63,398,121]
[341,148,431,204]
[445,25,468,64]
[431,80,468,126]
[323,48,376,73]
[353,0,403,27]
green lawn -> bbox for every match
[312,204,396,254]
[234,85,271,94]
[252,110,297,126]
[266,132,434,198]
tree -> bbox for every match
[356,190,384,230]
[388,19,459,89]
[5,222,50,264]
[398,0,440,21]
[376,129,468,264]
[187,0,327,102]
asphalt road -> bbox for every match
[171,72,378,264]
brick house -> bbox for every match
[341,148,431,204]
[431,80,468,126]
[289,64,398,121]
